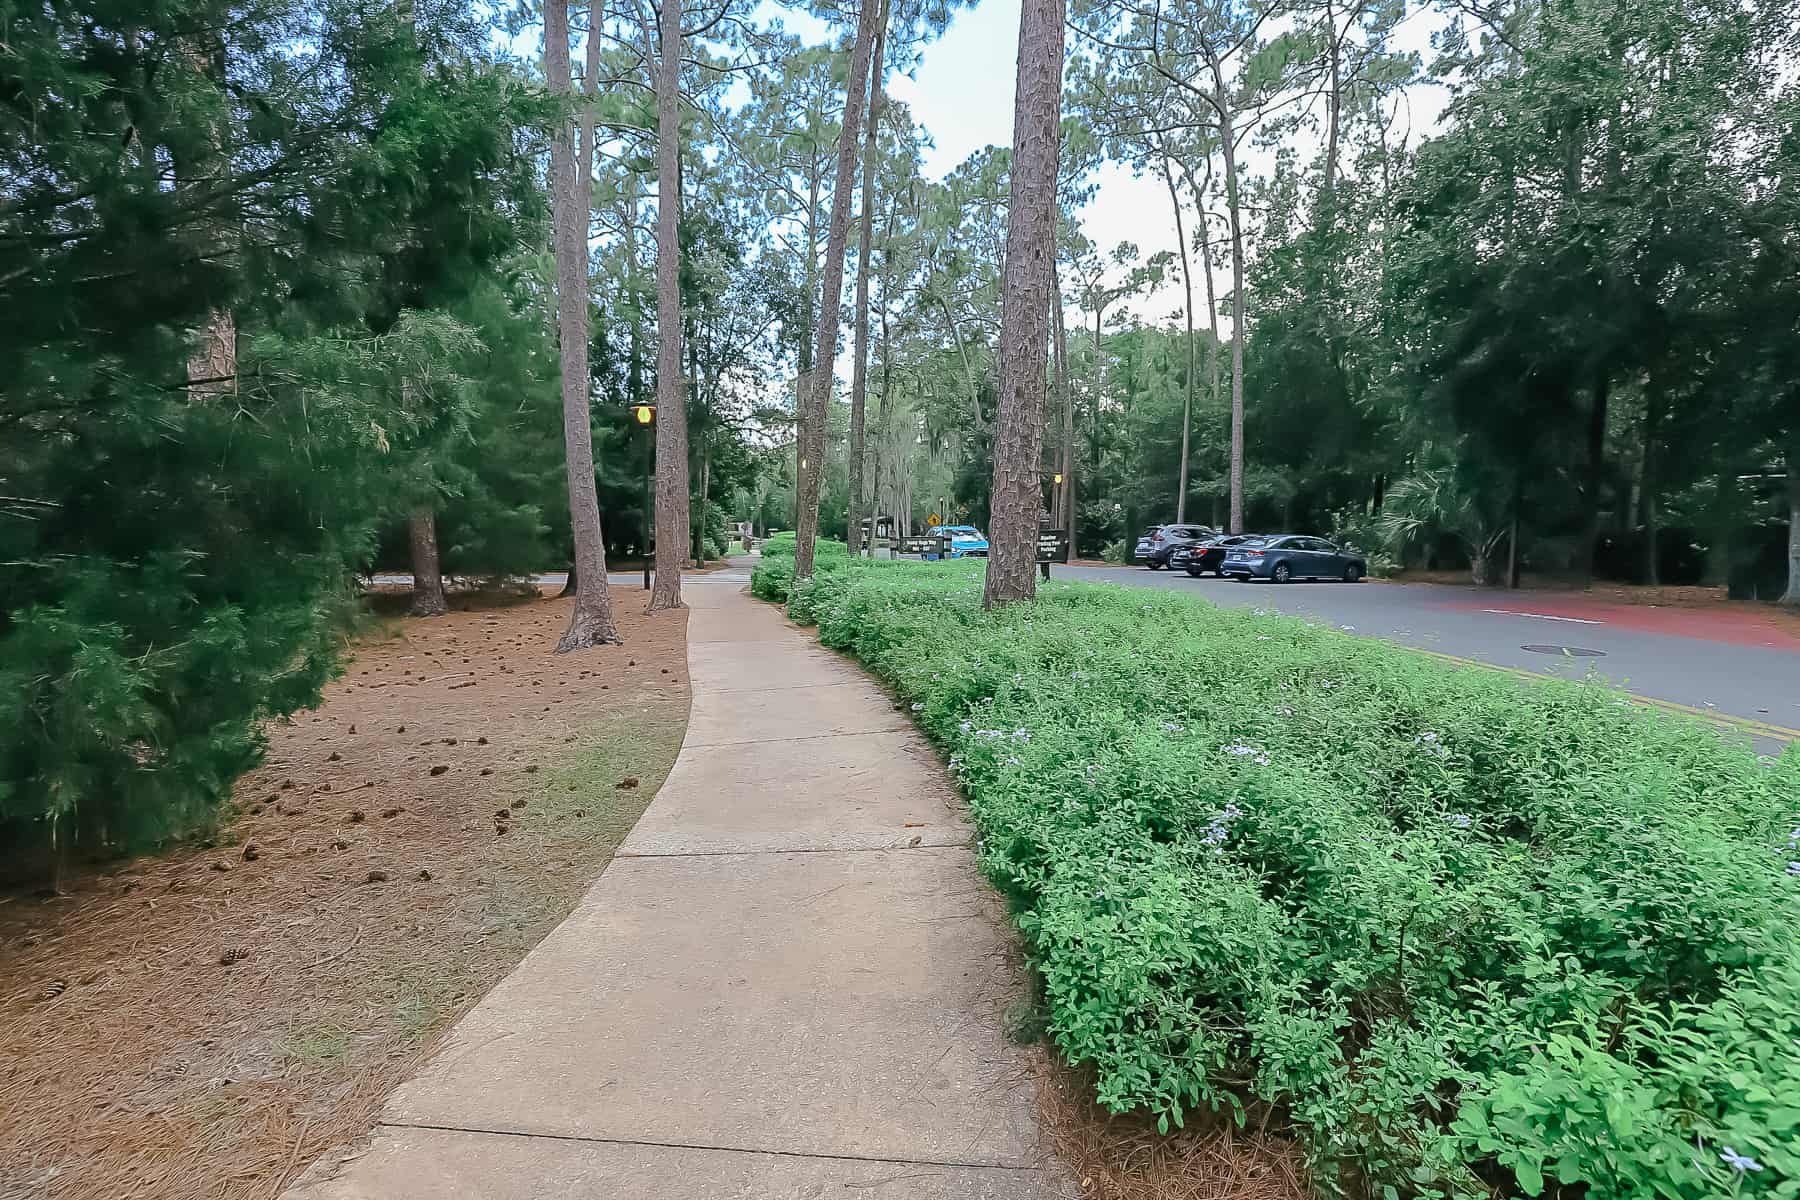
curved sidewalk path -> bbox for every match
[291,570,1069,1198]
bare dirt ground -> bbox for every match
[0,590,689,1200]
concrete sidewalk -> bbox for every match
[290,577,1068,1198]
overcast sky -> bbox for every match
[883,0,1452,324]
[517,0,1453,368]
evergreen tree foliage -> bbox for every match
[0,0,546,862]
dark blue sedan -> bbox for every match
[1219,535,1366,583]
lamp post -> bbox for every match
[634,403,655,590]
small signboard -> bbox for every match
[900,534,950,559]
[1036,529,1070,564]
[927,513,942,527]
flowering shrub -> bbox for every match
[778,559,1800,1200]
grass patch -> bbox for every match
[278,1024,354,1067]
[774,558,1800,1200]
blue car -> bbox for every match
[1219,534,1366,583]
[936,525,990,558]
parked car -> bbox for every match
[936,525,990,558]
[1133,523,1217,569]
[1131,525,1163,564]
[1218,535,1367,583]
[1172,534,1256,577]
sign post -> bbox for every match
[900,532,951,560]
[1035,528,1069,579]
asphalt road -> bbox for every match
[1056,563,1800,748]
[369,562,1796,747]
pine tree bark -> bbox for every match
[180,33,235,397]
[1582,368,1610,584]
[408,508,449,616]
[1215,78,1247,534]
[847,2,888,560]
[648,0,689,612]
[984,0,1064,608]
[1159,149,1194,525]
[548,0,620,648]
[1090,302,1104,540]
[1052,260,1072,537]
[1179,158,1224,518]
[695,433,712,564]
[794,0,883,581]
[1640,374,1662,586]
[1781,432,1800,608]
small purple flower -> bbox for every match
[1444,813,1473,829]
[1719,1147,1763,1173]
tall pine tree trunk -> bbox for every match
[548,0,620,648]
[408,508,448,616]
[847,2,888,560]
[1214,75,1247,534]
[180,32,235,397]
[1641,374,1663,586]
[1179,158,1224,518]
[1781,432,1800,608]
[1053,261,1073,538]
[648,0,688,612]
[984,0,1064,608]
[1159,150,1194,524]
[1089,302,1105,549]
[1582,368,1610,584]
[794,0,883,580]
[695,433,711,564]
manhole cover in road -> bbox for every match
[1520,644,1606,657]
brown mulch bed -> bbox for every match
[1038,1063,1308,1200]
[0,589,690,1200]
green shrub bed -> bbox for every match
[775,558,1800,1199]
[748,531,846,603]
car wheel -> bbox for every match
[1272,562,1293,584]
[1185,564,1204,578]
[1148,560,1164,570]
[1343,564,1363,583]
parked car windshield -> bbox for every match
[941,526,982,538]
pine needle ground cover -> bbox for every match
[756,556,1800,1200]
[0,593,688,1200]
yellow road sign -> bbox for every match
[927,513,941,526]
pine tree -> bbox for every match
[985,0,1066,606]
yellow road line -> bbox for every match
[1402,646,1800,742]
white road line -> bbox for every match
[1479,608,1603,625]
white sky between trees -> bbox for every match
[514,0,1453,398]
[760,0,1450,336]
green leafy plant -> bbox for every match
[771,559,1800,1199]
